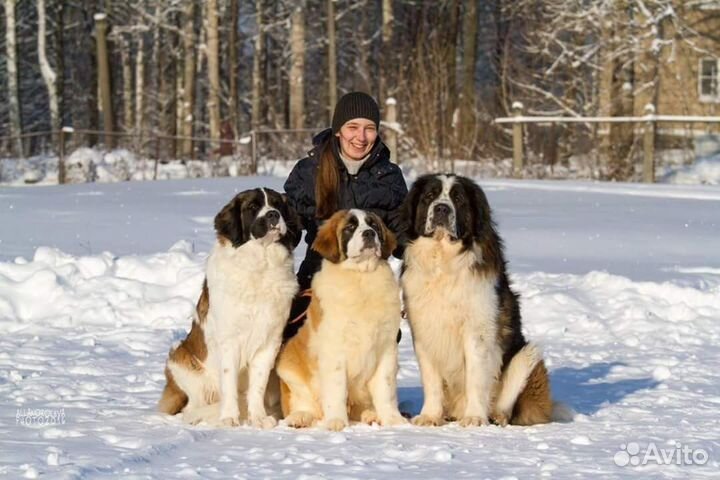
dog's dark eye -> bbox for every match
[344,224,356,233]
[247,203,259,213]
[423,191,435,202]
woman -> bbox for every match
[283,92,408,339]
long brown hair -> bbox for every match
[315,137,340,219]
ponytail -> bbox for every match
[315,137,340,219]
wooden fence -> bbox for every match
[495,103,720,183]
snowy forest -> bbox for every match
[1,0,720,182]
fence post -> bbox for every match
[643,103,656,183]
[512,102,524,177]
[58,128,66,184]
[154,135,160,180]
[385,97,398,164]
[250,130,258,174]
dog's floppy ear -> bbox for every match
[279,193,303,251]
[214,192,249,247]
[312,211,344,263]
[369,212,397,260]
[398,176,427,240]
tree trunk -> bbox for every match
[326,0,337,123]
[460,0,478,151]
[95,13,114,148]
[446,0,459,152]
[37,0,60,138]
[120,36,133,132]
[55,0,65,132]
[229,0,240,135]
[379,0,394,103]
[135,34,145,154]
[251,0,264,130]
[158,11,177,159]
[206,0,221,147]
[180,0,196,158]
[5,0,24,157]
[289,5,305,129]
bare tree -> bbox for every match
[4,0,24,156]
[228,0,240,135]
[180,0,196,157]
[327,0,337,123]
[459,0,478,152]
[206,0,221,145]
[251,0,265,130]
[37,0,60,137]
[289,3,306,129]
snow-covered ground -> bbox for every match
[1,176,719,478]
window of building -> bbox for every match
[699,58,719,101]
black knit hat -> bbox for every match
[331,92,380,133]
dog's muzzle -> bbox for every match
[265,210,280,228]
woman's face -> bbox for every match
[336,118,378,161]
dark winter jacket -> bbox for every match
[284,128,408,289]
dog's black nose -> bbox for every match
[265,210,280,225]
[434,203,451,217]
[362,229,376,241]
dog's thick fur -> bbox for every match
[400,174,554,427]
[158,188,300,427]
[276,209,408,431]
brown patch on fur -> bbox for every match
[217,235,229,247]
[308,291,324,331]
[311,211,347,263]
[368,211,397,260]
[276,298,321,419]
[158,283,210,414]
[158,366,188,414]
[511,360,553,426]
[196,279,210,325]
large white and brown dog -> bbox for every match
[400,174,556,427]
[276,209,408,431]
[158,188,300,428]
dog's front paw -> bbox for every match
[285,411,316,428]
[491,411,510,427]
[220,415,241,427]
[458,415,489,427]
[360,409,380,425]
[381,413,409,427]
[411,414,444,427]
[249,415,277,430]
[324,418,348,431]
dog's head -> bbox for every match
[312,209,396,265]
[400,174,495,248]
[214,188,301,250]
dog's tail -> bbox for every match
[494,343,576,424]
[550,401,575,423]
[158,367,188,415]
[495,343,543,419]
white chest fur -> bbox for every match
[311,260,401,379]
[402,237,499,370]
[204,240,297,348]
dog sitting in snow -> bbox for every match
[158,188,300,428]
[276,209,408,431]
[400,174,557,427]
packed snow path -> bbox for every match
[1,177,718,478]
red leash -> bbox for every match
[287,289,313,325]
